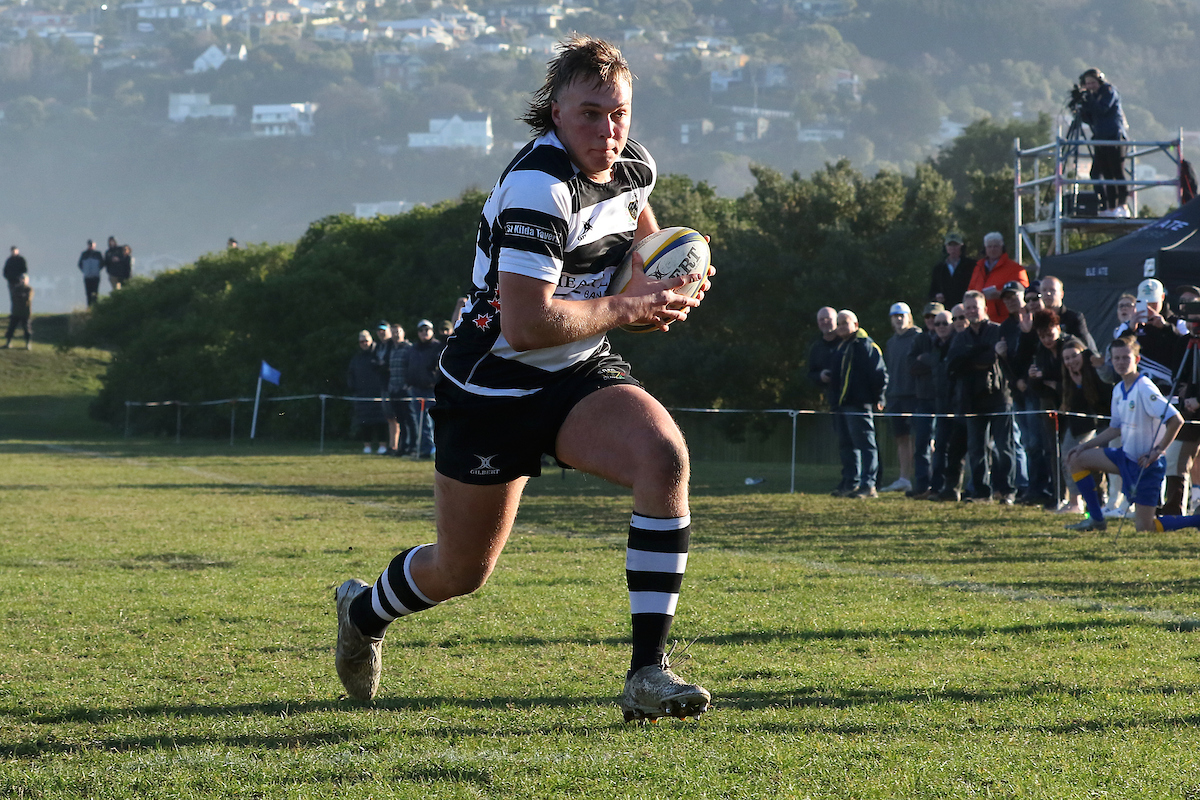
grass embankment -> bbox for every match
[0,313,112,439]
[3,330,1200,798]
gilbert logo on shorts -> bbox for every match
[470,454,501,476]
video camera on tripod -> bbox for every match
[1068,84,1086,114]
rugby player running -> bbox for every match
[334,35,715,722]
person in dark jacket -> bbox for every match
[78,239,104,307]
[831,309,888,499]
[1058,337,1112,514]
[1076,67,1130,215]
[4,273,33,350]
[347,330,389,454]
[1040,275,1096,353]
[928,232,976,308]
[387,323,415,456]
[921,309,967,500]
[948,290,1016,503]
[3,246,26,287]
[907,302,945,497]
[406,319,445,459]
[103,237,124,290]
[4,246,28,319]
[882,302,921,493]
[807,306,847,493]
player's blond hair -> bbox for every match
[522,34,633,136]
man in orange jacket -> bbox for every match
[967,232,1028,323]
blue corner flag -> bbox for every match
[260,360,281,386]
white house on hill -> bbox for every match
[168,92,236,122]
[408,112,493,153]
[191,43,247,73]
[251,103,317,136]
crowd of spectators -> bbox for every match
[79,236,134,307]
[346,316,448,457]
[808,230,1200,523]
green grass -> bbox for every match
[5,340,1200,798]
[4,440,1200,799]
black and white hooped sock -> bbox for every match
[626,512,691,673]
[349,544,438,638]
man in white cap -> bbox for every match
[882,301,920,492]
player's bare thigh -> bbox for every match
[1068,447,1119,475]
[555,383,689,518]
[409,473,528,602]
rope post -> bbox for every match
[175,403,182,445]
[124,401,131,439]
[789,410,798,494]
[319,395,326,453]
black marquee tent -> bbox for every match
[1039,196,1200,341]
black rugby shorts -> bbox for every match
[431,353,642,484]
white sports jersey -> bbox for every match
[1111,374,1179,459]
[439,131,656,397]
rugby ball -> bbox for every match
[607,226,710,333]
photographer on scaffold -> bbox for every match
[1070,68,1130,218]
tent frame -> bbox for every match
[1013,126,1185,270]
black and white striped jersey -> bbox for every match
[438,131,656,397]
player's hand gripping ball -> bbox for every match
[607,227,711,333]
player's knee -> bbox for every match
[638,432,689,490]
[438,562,494,598]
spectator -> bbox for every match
[3,246,27,288]
[1130,278,1183,392]
[387,323,415,456]
[831,309,887,499]
[997,281,1039,504]
[103,237,123,288]
[882,302,920,493]
[450,296,471,329]
[1040,275,1097,352]
[371,321,397,451]
[967,232,1028,323]
[950,304,969,334]
[4,246,28,319]
[807,306,846,494]
[438,319,454,339]
[406,319,444,459]
[1025,309,1068,508]
[907,302,945,498]
[3,273,33,350]
[1059,336,1113,514]
[347,329,389,454]
[927,308,969,502]
[117,245,133,290]
[948,290,1016,503]
[228,238,239,249]
[1076,68,1130,217]
[78,239,104,307]
[1171,285,1200,336]
[928,232,976,308]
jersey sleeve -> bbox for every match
[1139,377,1180,423]
[492,170,572,285]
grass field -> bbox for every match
[5,323,1200,798]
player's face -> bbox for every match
[1111,345,1137,378]
[551,76,632,183]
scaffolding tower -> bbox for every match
[1013,126,1184,270]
